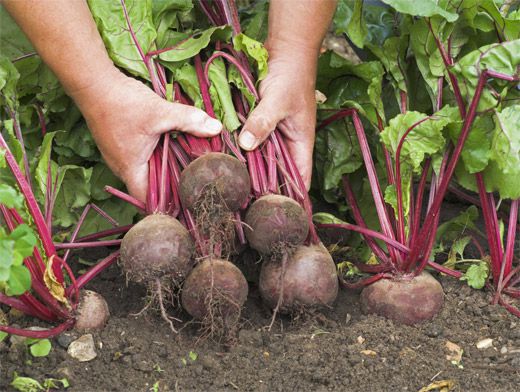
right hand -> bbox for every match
[72,70,222,203]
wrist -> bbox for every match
[265,37,320,68]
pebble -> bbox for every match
[56,332,77,349]
[476,338,494,350]
[67,334,97,362]
[500,346,508,355]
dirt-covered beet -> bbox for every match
[74,290,110,332]
[181,258,248,320]
[259,244,338,312]
[360,271,444,325]
[120,214,194,283]
[179,152,250,211]
[244,194,309,255]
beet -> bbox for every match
[360,271,444,325]
[259,244,338,312]
[120,214,194,283]
[181,258,248,320]
[74,290,110,332]
[179,152,250,211]
[244,194,309,254]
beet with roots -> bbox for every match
[360,271,444,325]
[259,244,338,312]
[120,214,194,283]
[179,152,250,211]
[74,290,110,332]
[181,258,248,320]
[245,194,309,255]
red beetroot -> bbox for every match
[120,214,194,283]
[181,258,248,320]
[360,272,444,325]
[74,290,110,332]
[259,244,338,312]
[179,152,250,211]
[244,194,309,255]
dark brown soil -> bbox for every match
[1,255,519,392]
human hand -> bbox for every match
[72,70,222,202]
[239,43,318,189]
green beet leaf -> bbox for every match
[88,0,157,80]
[381,0,458,22]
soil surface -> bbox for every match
[2,255,520,392]
[1,202,520,392]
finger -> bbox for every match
[152,100,223,137]
[239,96,287,151]
[286,138,313,191]
[122,164,148,204]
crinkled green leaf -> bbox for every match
[208,58,241,131]
[314,118,363,197]
[173,62,203,108]
[436,205,480,242]
[90,163,125,201]
[233,33,268,81]
[408,19,443,102]
[0,238,15,271]
[381,106,459,172]
[0,183,23,209]
[451,40,520,111]
[88,0,157,79]
[241,0,269,42]
[381,0,459,22]
[159,26,232,62]
[460,261,489,289]
[345,0,368,48]
[448,116,493,174]
[152,0,193,48]
[228,65,256,110]
[0,56,20,110]
[367,36,408,94]
[6,265,31,296]
[10,224,37,265]
[491,105,520,175]
[10,374,44,392]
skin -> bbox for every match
[3,0,336,196]
[239,0,337,189]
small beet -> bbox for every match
[120,214,194,283]
[181,258,248,320]
[360,271,444,325]
[259,244,338,312]
[245,194,309,254]
[179,152,250,211]
[74,290,110,332]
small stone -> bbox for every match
[500,346,508,355]
[56,332,77,349]
[357,336,365,344]
[67,334,97,362]
[200,356,218,370]
[476,338,493,350]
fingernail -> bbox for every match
[205,118,222,134]
[239,130,257,150]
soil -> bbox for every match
[1,204,520,392]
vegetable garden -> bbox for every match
[1,0,519,391]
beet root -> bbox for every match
[120,214,194,284]
[74,290,110,332]
[179,152,250,211]
[245,194,309,255]
[360,271,444,325]
[259,244,338,312]
[181,258,248,321]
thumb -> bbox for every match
[239,96,287,151]
[152,100,223,137]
